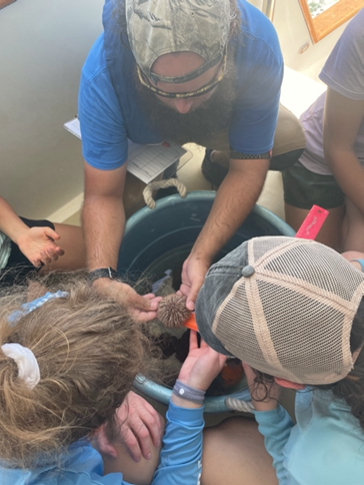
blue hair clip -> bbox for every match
[9,291,68,326]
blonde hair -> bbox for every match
[0,277,153,468]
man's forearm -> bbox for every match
[82,194,125,271]
[192,161,269,261]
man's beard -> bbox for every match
[134,56,237,146]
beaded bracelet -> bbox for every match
[172,379,206,405]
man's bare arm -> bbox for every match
[324,88,364,216]
[82,161,159,320]
[82,162,126,271]
[181,158,269,309]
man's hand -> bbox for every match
[16,226,64,267]
[243,363,281,412]
[92,391,164,462]
[93,278,161,322]
[180,254,210,311]
[180,159,269,312]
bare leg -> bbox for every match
[99,415,277,485]
[201,417,277,485]
[123,172,148,220]
[210,150,229,168]
[342,198,364,252]
[101,437,162,485]
[45,223,86,272]
[284,203,345,251]
[102,416,276,485]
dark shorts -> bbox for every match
[1,217,55,286]
[282,162,345,210]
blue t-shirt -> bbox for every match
[254,389,364,484]
[79,0,283,170]
[0,402,204,485]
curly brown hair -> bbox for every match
[0,277,155,468]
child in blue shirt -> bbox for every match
[196,236,364,485]
[0,279,228,485]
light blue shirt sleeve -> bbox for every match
[253,405,294,484]
[152,401,204,485]
[250,390,364,485]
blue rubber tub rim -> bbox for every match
[134,374,252,413]
[124,190,296,239]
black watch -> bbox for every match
[88,267,119,283]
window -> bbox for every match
[299,0,364,43]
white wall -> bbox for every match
[0,0,352,221]
[273,0,347,80]
[0,0,104,220]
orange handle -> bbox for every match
[183,313,199,332]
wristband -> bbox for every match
[173,379,206,404]
[88,267,119,283]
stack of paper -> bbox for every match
[64,117,187,184]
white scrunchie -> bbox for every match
[1,343,40,390]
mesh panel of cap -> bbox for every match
[213,237,364,385]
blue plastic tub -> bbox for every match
[118,191,295,412]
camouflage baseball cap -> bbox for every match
[125,0,231,83]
